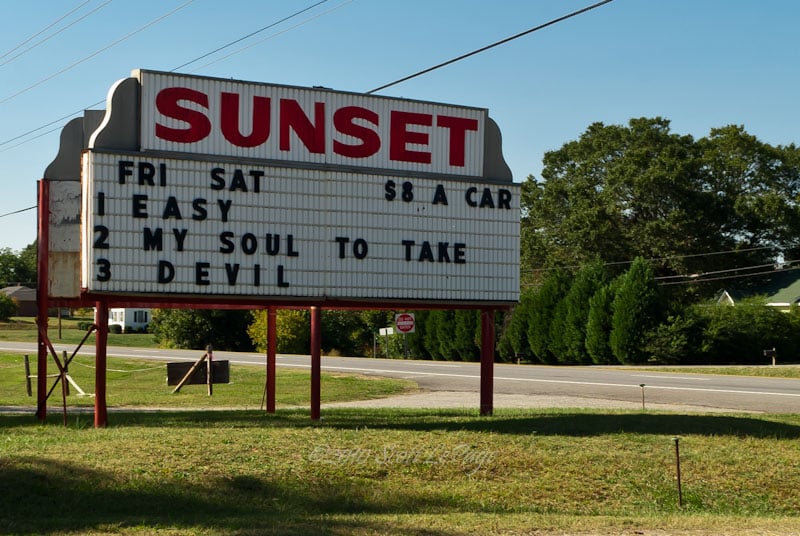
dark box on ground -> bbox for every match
[166,360,230,385]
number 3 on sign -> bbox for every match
[96,259,111,282]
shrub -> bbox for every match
[697,299,798,364]
[0,293,17,321]
[643,313,706,364]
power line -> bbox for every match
[171,0,329,72]
[0,100,105,150]
[0,0,194,105]
[0,0,90,61]
[0,124,68,154]
[367,0,615,94]
[190,0,353,73]
[659,265,800,286]
[654,261,798,281]
[520,263,800,289]
[522,244,795,275]
[0,0,112,68]
[0,0,340,149]
[0,206,37,219]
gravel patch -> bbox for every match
[323,390,756,413]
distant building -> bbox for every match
[717,269,800,309]
[107,308,151,332]
[1,285,36,316]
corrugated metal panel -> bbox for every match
[138,71,485,178]
[81,151,518,302]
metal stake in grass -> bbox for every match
[640,384,646,410]
[672,437,683,508]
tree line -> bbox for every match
[10,117,800,363]
[150,117,800,364]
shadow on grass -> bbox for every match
[0,456,454,535]
[2,407,799,438]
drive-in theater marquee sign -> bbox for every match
[78,70,519,304]
[39,69,519,425]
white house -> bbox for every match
[107,308,151,332]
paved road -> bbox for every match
[5,341,799,413]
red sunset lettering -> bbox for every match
[154,87,479,167]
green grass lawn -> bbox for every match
[1,408,799,535]
[2,323,800,534]
[634,365,800,379]
[0,316,159,347]
[0,353,416,409]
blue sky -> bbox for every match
[1,0,799,252]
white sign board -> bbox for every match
[138,70,486,177]
[81,151,519,303]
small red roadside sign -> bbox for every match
[394,313,415,334]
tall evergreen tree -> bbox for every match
[423,310,447,360]
[526,269,572,364]
[585,280,619,365]
[503,288,534,360]
[453,310,480,361]
[562,261,608,363]
[610,258,661,364]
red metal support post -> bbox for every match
[206,345,214,396]
[480,308,495,416]
[266,307,277,413]
[310,306,321,420]
[94,301,109,428]
[36,180,50,421]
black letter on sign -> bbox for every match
[162,197,182,219]
[97,192,105,215]
[173,228,188,251]
[139,162,156,186]
[196,262,211,285]
[210,168,225,190]
[498,189,512,210]
[265,233,280,255]
[277,265,290,287]
[225,263,240,285]
[454,243,466,264]
[118,161,133,184]
[157,260,175,283]
[432,184,448,205]
[250,170,263,193]
[418,241,434,262]
[353,238,368,259]
[218,199,232,222]
[479,188,495,208]
[219,231,235,254]
[402,240,415,261]
[287,235,298,257]
[465,187,477,207]
[229,169,248,192]
[143,227,163,251]
[437,242,450,262]
[241,233,257,255]
[335,236,349,259]
[192,198,207,220]
[132,194,148,218]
